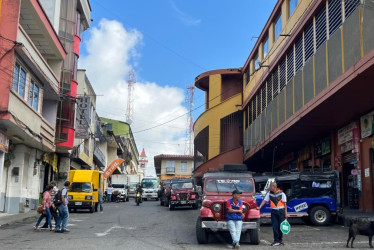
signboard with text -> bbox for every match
[75,96,91,139]
[0,131,9,152]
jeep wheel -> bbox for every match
[249,219,260,245]
[310,206,331,226]
[169,200,175,211]
[196,217,209,244]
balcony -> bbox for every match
[40,118,55,151]
[94,145,106,169]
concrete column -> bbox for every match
[0,151,5,212]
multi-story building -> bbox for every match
[194,0,374,212]
[192,69,244,180]
[39,0,91,185]
[100,118,140,176]
[70,69,96,170]
[0,0,66,213]
[155,154,194,181]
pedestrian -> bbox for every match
[98,189,104,212]
[55,181,70,233]
[106,184,113,202]
[226,190,244,249]
[34,185,54,231]
[41,181,58,229]
[257,182,287,246]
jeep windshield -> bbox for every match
[172,182,193,189]
[205,178,254,193]
[70,182,92,193]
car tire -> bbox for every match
[249,219,260,245]
[89,206,94,213]
[94,203,98,212]
[309,206,331,226]
[160,198,164,206]
[156,198,159,201]
[126,196,129,202]
[169,200,175,211]
[196,217,209,244]
[192,203,198,210]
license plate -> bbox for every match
[181,201,186,204]
[75,202,82,205]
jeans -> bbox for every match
[271,208,285,242]
[99,197,103,212]
[36,207,52,228]
[107,194,112,202]
[55,204,69,231]
[42,206,58,228]
[227,220,243,245]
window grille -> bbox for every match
[267,77,273,105]
[328,0,342,37]
[287,48,294,82]
[257,93,261,117]
[345,0,360,20]
[279,59,286,91]
[272,68,279,99]
[249,101,254,125]
[304,22,314,63]
[261,84,266,112]
[295,36,303,72]
[316,6,327,50]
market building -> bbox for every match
[193,0,374,212]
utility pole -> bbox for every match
[126,70,136,124]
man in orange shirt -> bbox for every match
[257,182,287,246]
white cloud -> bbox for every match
[170,1,201,26]
[80,19,189,176]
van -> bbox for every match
[68,170,103,213]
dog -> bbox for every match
[346,218,374,248]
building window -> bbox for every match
[254,53,260,71]
[13,63,26,98]
[274,13,282,40]
[263,36,269,59]
[181,161,187,173]
[289,0,298,18]
[166,161,175,173]
[29,80,40,111]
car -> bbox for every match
[254,171,339,226]
[196,164,260,245]
[168,179,199,210]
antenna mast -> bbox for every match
[126,70,136,124]
[184,86,195,156]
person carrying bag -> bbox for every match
[34,185,54,231]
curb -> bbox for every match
[0,214,39,229]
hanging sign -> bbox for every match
[0,131,9,152]
[360,111,374,139]
[75,96,91,139]
[338,122,356,145]
[104,159,124,178]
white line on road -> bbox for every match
[95,225,124,237]
[304,225,320,231]
[261,239,271,245]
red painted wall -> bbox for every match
[0,0,21,117]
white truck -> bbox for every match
[111,174,129,202]
[141,177,159,201]
[127,174,142,199]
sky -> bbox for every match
[79,0,278,176]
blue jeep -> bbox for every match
[254,171,339,226]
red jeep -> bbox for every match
[196,165,260,245]
[168,179,199,210]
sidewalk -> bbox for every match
[337,208,374,226]
[0,210,39,228]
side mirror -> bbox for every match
[93,188,98,191]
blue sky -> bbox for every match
[79,0,277,173]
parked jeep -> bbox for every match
[168,181,199,210]
[254,171,339,226]
[196,164,260,245]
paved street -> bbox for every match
[0,200,371,249]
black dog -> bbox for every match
[346,218,374,248]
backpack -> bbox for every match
[54,188,66,206]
